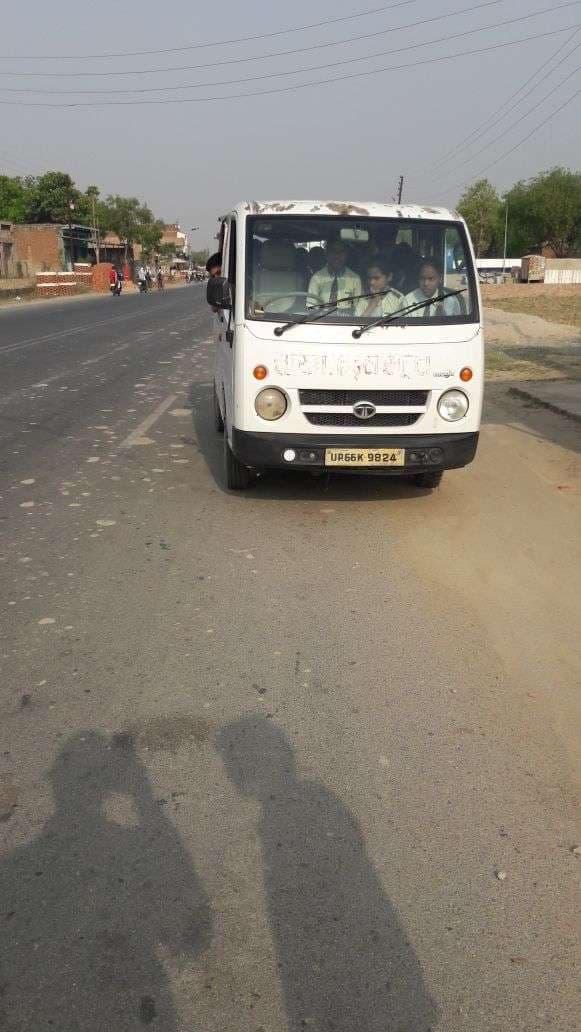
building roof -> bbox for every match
[233,200,463,220]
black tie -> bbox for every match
[329,276,338,305]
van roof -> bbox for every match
[233,201,462,221]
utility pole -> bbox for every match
[91,193,100,264]
[502,202,509,276]
[68,199,75,269]
[397,175,404,204]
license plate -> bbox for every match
[325,448,405,467]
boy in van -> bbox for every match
[308,239,362,310]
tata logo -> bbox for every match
[353,400,377,420]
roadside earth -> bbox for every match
[484,304,581,382]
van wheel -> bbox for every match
[224,435,253,490]
[414,470,443,489]
[213,384,224,432]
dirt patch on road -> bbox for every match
[482,284,581,330]
[483,286,581,381]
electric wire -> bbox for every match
[0,0,506,78]
[0,0,420,60]
[425,24,581,172]
[0,25,575,107]
[0,9,568,95]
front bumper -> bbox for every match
[232,428,479,473]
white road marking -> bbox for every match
[119,394,178,449]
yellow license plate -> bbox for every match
[325,448,405,467]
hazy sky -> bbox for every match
[2,0,580,249]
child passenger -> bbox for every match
[403,258,463,316]
[355,257,402,318]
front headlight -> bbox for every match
[255,387,287,420]
[437,389,469,422]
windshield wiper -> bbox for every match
[352,288,467,339]
[273,288,396,337]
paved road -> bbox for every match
[1,287,580,1032]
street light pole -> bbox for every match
[68,200,75,269]
[502,202,509,277]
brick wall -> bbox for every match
[13,225,63,275]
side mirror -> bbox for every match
[206,276,232,309]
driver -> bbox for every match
[308,239,362,310]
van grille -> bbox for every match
[299,389,428,406]
[304,412,421,427]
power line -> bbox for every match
[441,87,581,192]
[0,0,420,60]
[426,25,580,172]
[0,0,506,78]
[0,12,569,96]
[432,64,580,179]
[0,25,575,107]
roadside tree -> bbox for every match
[458,179,502,257]
[0,175,31,222]
[104,195,155,262]
[503,168,581,257]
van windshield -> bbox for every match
[245,215,476,326]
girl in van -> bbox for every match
[355,256,403,318]
[404,257,463,316]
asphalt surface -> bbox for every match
[1,286,580,1032]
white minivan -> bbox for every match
[207,201,483,490]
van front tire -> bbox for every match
[224,435,253,490]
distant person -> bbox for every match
[145,265,154,290]
[206,253,222,278]
[156,268,164,290]
[355,257,402,318]
[308,239,362,310]
[108,266,122,296]
[403,257,463,316]
[136,265,147,292]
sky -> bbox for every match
[2,0,580,250]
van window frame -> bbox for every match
[244,214,480,328]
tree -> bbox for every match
[190,248,209,266]
[0,175,30,222]
[457,179,502,257]
[503,168,581,257]
[139,219,165,260]
[24,171,80,224]
[104,195,154,260]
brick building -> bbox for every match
[161,223,188,254]
[11,223,92,276]
[0,221,14,277]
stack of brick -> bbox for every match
[92,262,114,292]
[74,262,93,291]
[36,271,78,298]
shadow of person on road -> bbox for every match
[0,731,212,1031]
[216,716,438,1032]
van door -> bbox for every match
[212,218,229,421]
[220,217,237,430]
